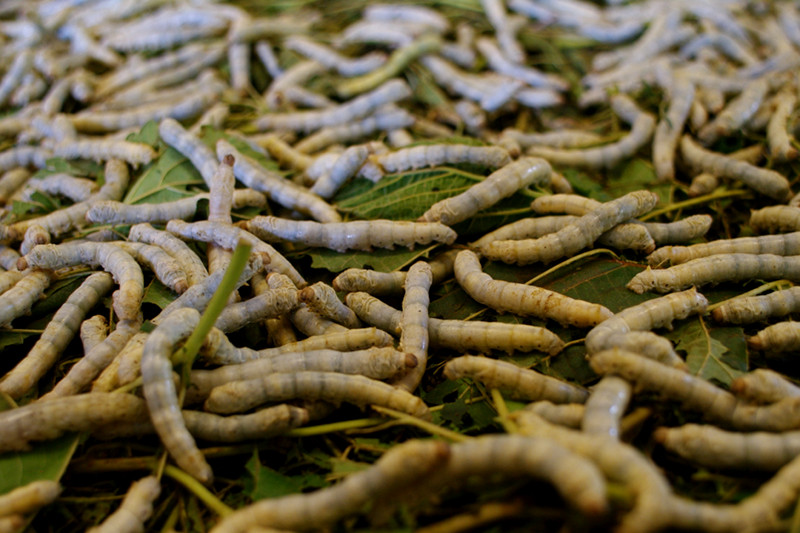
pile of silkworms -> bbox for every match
[2,0,800,531]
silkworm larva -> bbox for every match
[0,270,50,328]
[590,348,800,431]
[475,37,568,91]
[750,205,800,233]
[80,315,108,354]
[290,304,347,337]
[0,272,113,399]
[285,35,385,77]
[87,476,160,533]
[363,3,449,32]
[141,307,212,484]
[711,286,800,324]
[455,250,612,327]
[244,215,457,253]
[648,232,800,267]
[0,168,31,204]
[581,376,631,439]
[189,347,416,401]
[653,74,694,181]
[697,79,769,145]
[263,59,325,110]
[258,133,314,171]
[418,156,552,226]
[481,0,525,63]
[747,321,800,353]
[642,215,714,246]
[730,369,800,404]
[333,249,458,295]
[0,146,51,174]
[112,242,188,294]
[253,78,412,133]
[499,128,603,149]
[21,241,142,322]
[766,88,798,161]
[394,262,432,392]
[21,173,98,203]
[0,49,31,107]
[0,392,148,452]
[654,424,800,472]
[481,190,658,264]
[309,144,369,199]
[215,139,340,223]
[206,154,236,274]
[523,401,584,428]
[128,223,207,286]
[293,107,414,154]
[628,254,800,294]
[0,480,61,517]
[209,439,448,533]
[249,271,297,348]
[679,135,791,201]
[52,138,156,166]
[373,144,511,173]
[205,371,431,420]
[470,215,579,248]
[444,355,588,404]
[158,117,218,185]
[213,288,298,333]
[298,282,360,328]
[19,225,50,256]
[526,94,656,169]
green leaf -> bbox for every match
[125,120,160,147]
[31,273,90,318]
[199,127,280,171]
[35,157,103,179]
[11,190,60,216]
[666,316,747,386]
[308,244,437,273]
[123,147,205,205]
[243,449,326,501]
[142,279,177,309]
[606,158,671,205]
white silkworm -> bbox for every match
[476,37,568,91]
[0,146,51,174]
[298,282,360,328]
[0,270,24,297]
[680,135,791,201]
[0,270,50,328]
[205,371,431,420]
[653,74,694,181]
[523,401,584,428]
[751,206,800,233]
[333,249,458,295]
[0,49,32,107]
[730,369,800,404]
[648,232,800,267]
[309,144,369,199]
[628,254,800,294]
[19,225,50,256]
[393,262,432,392]
[245,215,457,253]
[0,481,61,517]
[254,40,282,78]
[0,168,31,204]
[293,107,414,154]
[216,139,340,223]
[258,133,314,171]
[87,476,160,533]
[418,55,518,112]
[290,304,347,336]
[20,241,142,321]
[103,24,226,53]
[0,272,112,399]
[747,321,800,353]
[80,315,108,354]
[22,173,98,203]
[214,288,298,333]
[444,355,588,404]
[364,3,448,32]
[141,307,213,484]
[373,144,511,173]
[500,128,603,149]
[285,36,385,77]
[128,223,207,286]
[526,94,656,168]
[766,88,798,161]
[189,102,229,135]
[419,156,552,226]
[481,0,525,63]
[207,154,235,274]
[52,137,156,166]
[253,78,412,133]
[581,376,631,439]
[112,241,189,294]
[455,250,613,327]
[482,191,658,264]
[158,117,218,186]
[697,79,769,146]
[209,439,448,533]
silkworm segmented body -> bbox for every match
[52,138,156,166]
[628,254,800,294]
[141,307,212,484]
[80,315,108,354]
[697,79,769,145]
[747,321,800,353]
[245,216,456,253]
[730,369,800,404]
[112,241,189,294]
[481,190,658,264]
[0,270,51,328]
[767,88,798,161]
[581,376,631,439]
[648,232,800,267]
[128,223,207,286]
[653,74,694,181]
[285,35,385,77]
[87,476,160,533]
[331,251,459,295]
[750,205,800,233]
[444,355,588,404]
[309,144,369,199]
[454,250,612,327]
[523,401,584,428]
[21,173,98,203]
[500,128,603,149]
[394,262,432,392]
[373,144,511,173]
[298,282,360,328]
[158,117,218,185]
[419,156,552,226]
[205,371,431,420]
[213,288,298,333]
[0,480,61,517]
[711,286,800,324]
[293,107,414,154]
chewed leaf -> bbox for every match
[125,120,160,148]
[123,146,205,205]
[308,244,436,273]
[142,279,178,309]
[666,317,747,386]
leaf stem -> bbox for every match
[284,418,386,437]
[639,189,748,220]
[490,389,519,434]
[371,405,471,442]
[525,248,619,286]
[705,280,794,312]
[163,464,233,517]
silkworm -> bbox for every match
[500,128,603,149]
[206,153,236,274]
[51,137,156,166]
[444,355,588,404]
[418,55,516,112]
[141,307,212,484]
[526,94,656,168]
[189,102,229,134]
[581,376,631,439]
[590,348,800,431]
[628,254,800,294]
[253,40,282,78]
[293,107,414,154]
[258,133,314,171]
[0,272,113,399]
[363,3,449,33]
[747,321,800,353]
[455,250,612,327]
[653,74,694,181]
[21,173,98,203]
[0,168,31,204]
[244,215,457,253]
[333,249,458,295]
[87,476,160,533]
[253,78,412,133]
[475,37,567,91]
[0,146,51,174]
[128,223,207,286]
[20,241,142,322]
[285,35,385,77]
[649,232,800,268]
[482,191,658,264]
[730,368,800,404]
[654,423,800,472]
[213,288,298,333]
[19,225,50,256]
[679,135,791,201]
[751,205,800,233]
[205,371,431,420]
[103,24,226,53]
[0,480,61,517]
[215,139,340,223]
[0,391,148,452]
[165,220,306,288]
[523,401,584,428]
[298,282,360,328]
[697,79,769,145]
[766,88,798,161]
[189,347,416,401]
[289,304,347,337]
[309,144,369,199]
[158,117,218,186]
[373,144,511,173]
[393,262,432,392]
[0,269,50,328]
[262,59,325,110]
[419,156,552,226]
[481,0,525,63]
[80,314,108,354]
[0,49,32,107]
[209,439,448,533]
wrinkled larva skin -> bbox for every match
[0,480,61,517]
[393,261,432,392]
[581,376,631,439]
[299,281,361,328]
[86,476,160,533]
[374,144,510,173]
[647,232,800,267]
[730,368,800,405]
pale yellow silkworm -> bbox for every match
[285,35,386,77]
[581,376,631,439]
[697,78,769,146]
[309,145,369,199]
[766,88,798,161]
[444,355,588,404]
[653,74,694,181]
[648,232,800,267]
[394,262,432,392]
[730,369,800,404]
[711,286,800,324]
[750,205,800,233]
[454,250,613,327]
[205,371,431,420]
[418,156,552,226]
[0,146,52,174]
[0,272,113,399]
[128,223,207,286]
[0,480,61,517]
[332,249,458,295]
[500,128,602,150]
[158,118,217,185]
[680,135,791,201]
[298,282,360,328]
[213,287,298,333]
[0,168,31,204]
[52,137,156,166]
[628,254,800,294]
[141,307,213,484]
[20,173,97,203]
[87,476,160,533]
[258,133,314,171]
[522,401,584,428]
[207,154,236,275]
[80,315,109,354]
[0,270,51,328]
[209,439,448,533]
[293,107,414,154]
[112,241,189,294]
[245,215,456,253]
[480,190,658,264]
[747,321,800,353]
[0,270,25,297]
[373,144,511,173]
